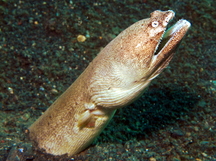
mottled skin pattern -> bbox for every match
[29,10,190,156]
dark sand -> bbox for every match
[0,0,215,160]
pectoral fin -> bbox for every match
[77,110,94,129]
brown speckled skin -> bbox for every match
[29,70,117,156]
[29,10,190,156]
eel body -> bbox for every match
[29,10,191,156]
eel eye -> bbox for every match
[151,21,159,28]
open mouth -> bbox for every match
[148,18,191,80]
[155,19,191,56]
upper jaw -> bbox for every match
[162,10,175,27]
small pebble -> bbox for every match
[51,89,58,94]
[8,87,14,94]
[149,157,156,161]
[77,35,86,42]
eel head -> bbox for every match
[89,10,191,109]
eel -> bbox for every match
[28,10,191,156]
